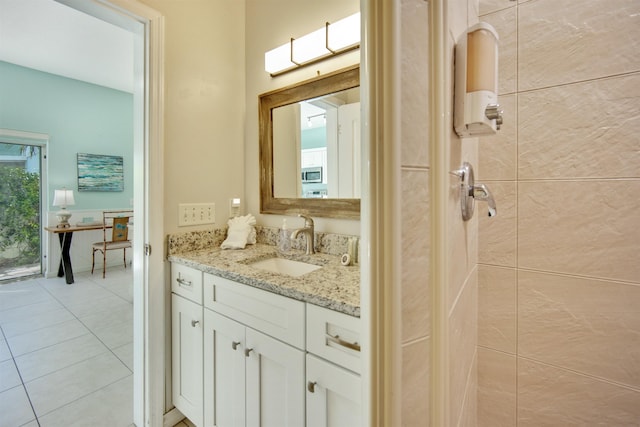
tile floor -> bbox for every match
[0,266,134,427]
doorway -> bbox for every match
[0,135,47,282]
[1,0,165,424]
[52,1,166,425]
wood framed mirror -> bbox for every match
[259,65,360,219]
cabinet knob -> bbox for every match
[244,348,253,357]
[307,381,317,393]
[191,320,200,327]
[232,341,240,350]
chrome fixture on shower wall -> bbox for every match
[452,162,497,221]
[454,22,503,137]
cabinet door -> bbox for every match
[306,354,361,427]
[203,310,246,427]
[245,329,305,427]
[172,294,204,427]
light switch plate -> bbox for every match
[178,203,215,226]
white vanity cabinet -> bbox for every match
[306,304,362,427]
[203,273,305,427]
[171,269,204,427]
[170,261,361,427]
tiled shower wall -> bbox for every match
[400,0,481,424]
[400,0,432,425]
[477,0,640,425]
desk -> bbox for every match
[44,224,108,284]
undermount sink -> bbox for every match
[249,257,321,277]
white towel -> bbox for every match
[221,214,257,249]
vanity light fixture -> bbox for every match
[265,12,360,77]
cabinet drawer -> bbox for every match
[171,263,203,305]
[203,273,305,349]
[307,303,361,374]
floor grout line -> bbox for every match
[1,325,41,426]
[1,267,133,426]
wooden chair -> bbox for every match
[92,210,133,278]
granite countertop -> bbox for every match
[168,243,360,317]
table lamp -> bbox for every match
[53,188,75,228]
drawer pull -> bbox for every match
[244,348,253,357]
[191,320,200,327]
[232,341,240,350]
[176,277,193,288]
[326,333,360,352]
[307,381,317,393]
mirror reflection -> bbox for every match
[259,65,360,219]
[273,87,360,199]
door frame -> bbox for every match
[54,1,165,425]
[0,129,49,280]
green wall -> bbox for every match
[301,127,327,150]
[0,61,133,210]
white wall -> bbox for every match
[245,0,360,235]
[140,0,246,235]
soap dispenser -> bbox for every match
[279,218,290,252]
[454,22,502,137]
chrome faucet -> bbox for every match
[290,214,315,254]
[473,183,497,217]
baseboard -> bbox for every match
[163,407,185,427]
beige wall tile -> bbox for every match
[401,0,430,168]
[478,266,516,353]
[457,350,478,427]
[402,338,430,427]
[479,0,515,16]
[478,95,516,181]
[518,271,640,388]
[478,348,516,427]
[448,0,480,422]
[448,136,479,307]
[518,358,640,426]
[401,168,431,342]
[449,270,478,424]
[477,0,640,425]
[468,0,479,28]
[478,181,516,267]
[449,0,469,42]
[518,180,640,282]
[518,0,640,91]
[519,74,640,180]
[447,194,478,309]
[481,7,516,95]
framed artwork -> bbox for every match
[77,153,124,192]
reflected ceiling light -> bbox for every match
[306,113,326,127]
[265,12,361,77]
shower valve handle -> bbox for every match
[453,162,497,221]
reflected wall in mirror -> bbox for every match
[259,65,360,219]
[273,86,360,199]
